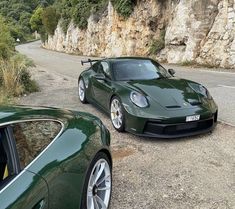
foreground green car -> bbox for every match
[0,106,112,209]
[78,57,218,138]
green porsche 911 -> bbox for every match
[78,57,218,138]
[0,106,112,209]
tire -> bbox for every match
[78,78,88,104]
[110,96,125,132]
[81,152,112,209]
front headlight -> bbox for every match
[189,83,212,99]
[130,91,148,108]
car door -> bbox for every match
[0,126,49,209]
[91,61,113,110]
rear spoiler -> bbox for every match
[81,59,100,66]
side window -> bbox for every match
[0,128,15,186]
[101,62,111,78]
[12,120,62,169]
[92,62,100,73]
[0,130,8,182]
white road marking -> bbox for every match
[199,70,235,75]
[218,85,235,89]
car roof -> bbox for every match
[0,106,74,125]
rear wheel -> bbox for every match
[81,152,112,209]
[78,78,87,103]
[110,96,125,132]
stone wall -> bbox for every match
[44,0,235,68]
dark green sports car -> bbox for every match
[0,106,112,209]
[78,57,218,138]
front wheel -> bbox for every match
[81,152,112,209]
[78,78,87,103]
[110,96,125,132]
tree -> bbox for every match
[30,7,44,32]
[0,16,14,59]
[41,6,59,35]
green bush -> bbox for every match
[149,30,166,54]
[111,0,136,18]
[0,43,12,59]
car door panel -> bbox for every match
[90,61,113,110]
[0,170,48,209]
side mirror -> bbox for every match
[94,74,106,81]
[168,69,176,76]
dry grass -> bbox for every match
[0,54,38,104]
[0,59,24,96]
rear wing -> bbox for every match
[81,59,100,66]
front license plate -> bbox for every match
[186,115,200,122]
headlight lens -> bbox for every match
[189,83,212,99]
[130,91,148,108]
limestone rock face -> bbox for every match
[44,0,235,68]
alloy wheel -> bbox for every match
[110,98,123,130]
[79,79,85,102]
[87,159,111,209]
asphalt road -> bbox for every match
[16,41,235,209]
[17,41,235,126]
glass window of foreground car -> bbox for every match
[12,120,62,169]
[113,59,171,81]
[0,128,15,188]
[0,130,8,181]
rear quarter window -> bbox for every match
[12,120,62,169]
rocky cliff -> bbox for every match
[44,0,235,68]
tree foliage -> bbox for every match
[41,6,59,35]
[0,0,55,42]
[0,16,14,59]
[111,0,136,18]
[30,7,44,32]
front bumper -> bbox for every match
[125,110,218,139]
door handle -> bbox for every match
[32,199,46,209]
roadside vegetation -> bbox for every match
[0,16,39,105]
[29,0,137,40]
[149,29,166,55]
[0,0,54,43]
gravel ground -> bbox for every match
[19,66,235,209]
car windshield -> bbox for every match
[112,59,171,81]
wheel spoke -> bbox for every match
[96,195,107,209]
[96,174,110,186]
[94,162,105,185]
[94,197,100,209]
[88,186,93,196]
[97,186,111,191]
[88,195,95,209]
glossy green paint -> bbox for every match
[79,57,218,137]
[0,106,111,209]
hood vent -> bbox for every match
[166,105,181,108]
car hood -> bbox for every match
[125,78,204,109]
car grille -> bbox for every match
[144,117,215,136]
